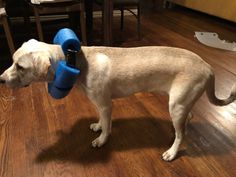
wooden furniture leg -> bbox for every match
[2,16,15,55]
[103,0,113,46]
[33,7,44,41]
[79,3,87,45]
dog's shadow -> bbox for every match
[36,117,235,164]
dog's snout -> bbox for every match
[0,76,6,84]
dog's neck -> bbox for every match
[48,44,65,63]
[45,44,65,81]
[46,45,88,84]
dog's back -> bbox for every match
[81,46,212,97]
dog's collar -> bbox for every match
[47,48,81,79]
[47,28,82,99]
[47,49,81,99]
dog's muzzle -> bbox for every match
[47,28,81,99]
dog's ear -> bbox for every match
[12,53,34,75]
[16,55,33,71]
[12,39,40,62]
[31,51,51,79]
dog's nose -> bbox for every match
[0,76,6,84]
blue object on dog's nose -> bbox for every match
[48,28,81,99]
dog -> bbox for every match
[0,39,235,161]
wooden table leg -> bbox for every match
[33,7,44,41]
[85,0,93,45]
[103,0,113,46]
[2,17,15,55]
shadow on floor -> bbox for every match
[35,116,235,164]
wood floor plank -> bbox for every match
[0,86,12,177]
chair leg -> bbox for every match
[137,3,141,40]
[24,14,31,34]
[79,4,87,45]
[23,2,32,34]
[33,7,44,41]
[127,5,141,40]
[69,12,79,31]
[2,17,15,55]
[120,7,124,30]
[85,0,93,44]
[102,5,104,34]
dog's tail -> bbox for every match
[206,74,236,106]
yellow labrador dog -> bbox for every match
[0,39,235,161]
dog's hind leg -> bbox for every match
[162,77,205,161]
[185,112,193,135]
[162,100,189,161]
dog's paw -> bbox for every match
[92,135,107,148]
[90,123,102,132]
[162,149,177,162]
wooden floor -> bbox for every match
[1,6,236,177]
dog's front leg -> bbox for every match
[89,96,112,148]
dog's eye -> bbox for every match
[16,63,25,71]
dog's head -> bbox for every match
[0,39,63,88]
